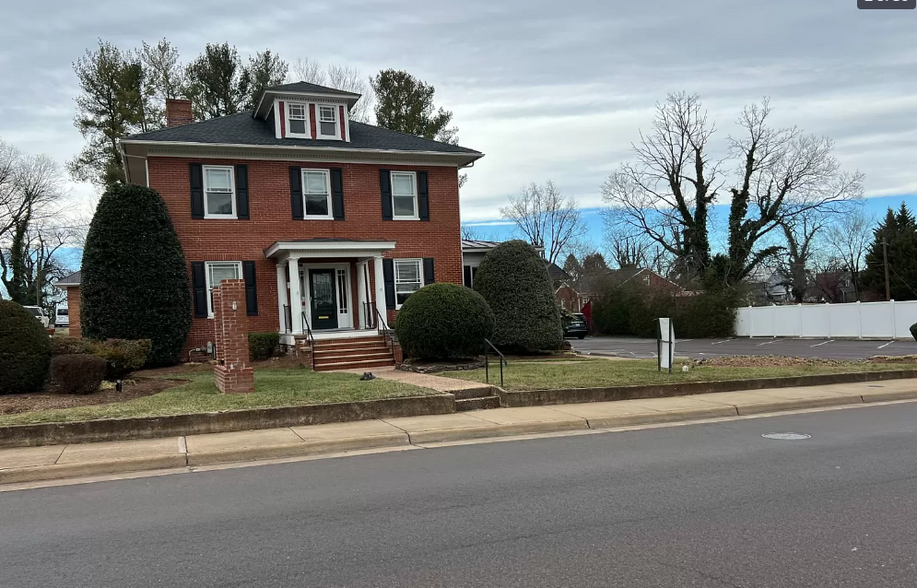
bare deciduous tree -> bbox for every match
[290,58,373,123]
[823,206,875,300]
[500,181,585,266]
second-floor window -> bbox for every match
[203,166,236,219]
[287,102,308,137]
[318,105,338,138]
[302,169,332,218]
[391,171,418,220]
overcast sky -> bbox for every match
[1,0,915,228]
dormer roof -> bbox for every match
[253,81,362,119]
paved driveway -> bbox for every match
[572,336,917,360]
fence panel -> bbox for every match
[773,305,802,337]
[735,301,915,339]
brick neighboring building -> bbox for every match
[60,81,483,369]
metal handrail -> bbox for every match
[483,338,506,387]
[373,308,396,358]
[301,312,316,370]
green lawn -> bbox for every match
[0,369,431,427]
[445,359,917,391]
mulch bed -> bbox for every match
[0,378,186,416]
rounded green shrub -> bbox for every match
[473,240,563,352]
[48,354,107,395]
[81,184,192,365]
[395,283,495,359]
[910,322,917,343]
[0,300,52,395]
[249,332,280,361]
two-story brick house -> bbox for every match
[59,81,483,369]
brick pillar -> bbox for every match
[392,342,404,365]
[212,279,255,393]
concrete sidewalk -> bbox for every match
[3,378,916,487]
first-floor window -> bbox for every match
[205,261,242,317]
[394,259,422,308]
[302,169,332,218]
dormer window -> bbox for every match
[318,105,338,138]
[287,102,308,137]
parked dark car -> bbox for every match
[563,312,588,339]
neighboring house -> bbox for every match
[63,81,483,369]
[744,269,791,305]
[808,271,857,303]
[581,267,679,298]
[54,271,81,334]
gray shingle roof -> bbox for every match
[124,113,481,156]
[264,81,362,98]
[55,270,81,286]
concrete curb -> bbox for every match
[0,394,455,449]
[496,369,917,407]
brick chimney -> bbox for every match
[165,99,193,128]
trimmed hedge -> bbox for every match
[0,300,52,395]
[88,339,152,380]
[51,336,91,356]
[473,240,563,352]
[48,354,107,395]
[395,283,495,359]
[81,183,192,365]
[592,285,737,339]
[249,332,280,361]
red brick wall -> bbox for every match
[67,287,81,338]
[147,157,463,351]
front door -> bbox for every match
[309,269,338,330]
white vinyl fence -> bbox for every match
[734,301,917,339]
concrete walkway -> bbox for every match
[339,366,492,392]
[2,379,916,487]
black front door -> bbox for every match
[309,269,338,330]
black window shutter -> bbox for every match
[463,265,472,288]
[380,169,393,221]
[330,168,345,220]
[418,171,430,221]
[382,259,395,310]
[423,258,435,284]
[189,163,204,219]
[191,262,207,318]
[242,261,258,316]
[290,167,304,220]
[235,165,249,220]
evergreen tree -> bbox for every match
[242,50,288,110]
[81,184,191,365]
[861,203,917,301]
[184,43,249,120]
[371,69,457,143]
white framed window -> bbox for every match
[317,105,338,138]
[203,166,236,219]
[391,171,418,220]
[301,169,332,218]
[205,261,242,318]
[287,102,309,137]
[394,259,422,308]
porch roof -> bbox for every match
[264,238,396,260]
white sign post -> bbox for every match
[657,318,675,373]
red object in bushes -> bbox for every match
[581,300,593,331]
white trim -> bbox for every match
[265,240,396,259]
[301,168,333,220]
[393,258,423,309]
[144,158,150,188]
[285,101,310,139]
[390,171,419,221]
[288,258,303,334]
[273,100,282,139]
[316,103,340,140]
[204,261,243,318]
[373,255,386,325]
[343,106,352,143]
[202,165,237,219]
[276,264,289,333]
[298,262,354,330]
[255,90,359,119]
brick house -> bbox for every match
[59,81,483,369]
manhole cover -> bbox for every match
[762,432,811,441]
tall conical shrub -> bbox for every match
[81,184,191,365]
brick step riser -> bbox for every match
[314,353,394,365]
[312,347,391,358]
[313,360,395,372]
[311,342,389,352]
[455,396,502,411]
[311,336,385,345]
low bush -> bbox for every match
[592,285,737,339]
[48,354,107,395]
[87,339,152,380]
[50,336,91,356]
[0,300,52,395]
[395,283,495,360]
[249,332,280,361]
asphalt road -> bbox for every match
[573,336,917,360]
[4,403,917,587]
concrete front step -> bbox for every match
[314,352,394,365]
[452,386,498,400]
[313,358,396,372]
[312,336,386,348]
[455,396,502,411]
[313,346,390,358]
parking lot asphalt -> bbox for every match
[572,336,917,360]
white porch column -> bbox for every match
[276,263,289,332]
[288,257,303,334]
[373,255,387,328]
[356,260,368,329]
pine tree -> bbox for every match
[861,203,917,301]
[184,43,249,119]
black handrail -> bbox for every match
[483,338,506,387]
[374,308,396,359]
[301,312,316,370]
